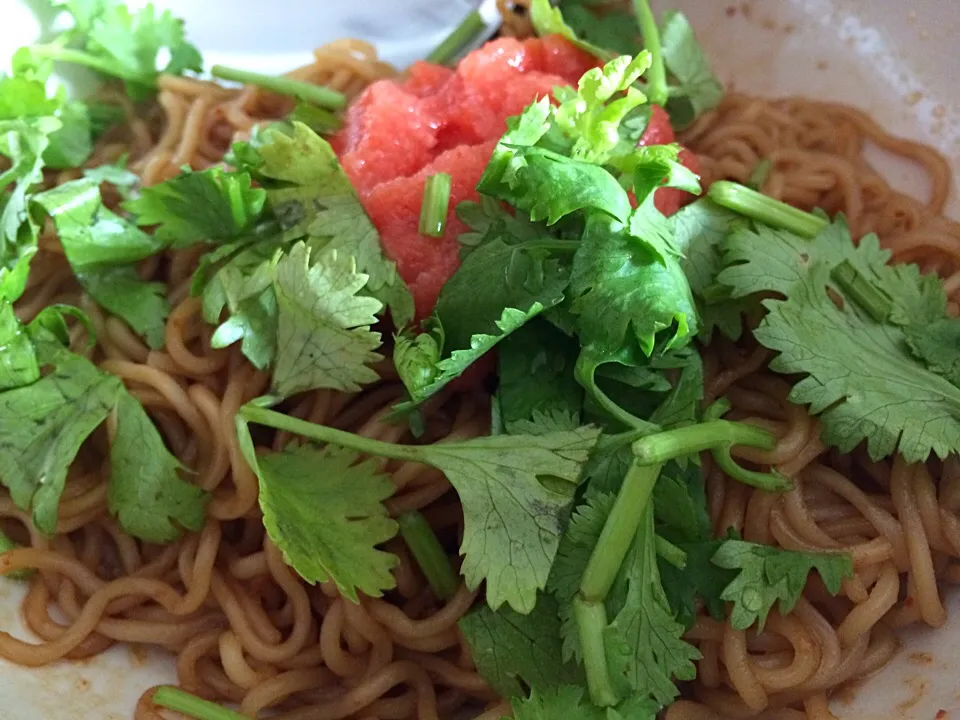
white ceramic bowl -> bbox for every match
[0,1,958,718]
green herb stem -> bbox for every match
[830,259,893,322]
[152,686,248,720]
[580,460,663,601]
[708,181,827,238]
[240,404,425,463]
[573,596,619,707]
[699,400,792,491]
[655,535,687,569]
[426,10,487,65]
[575,355,661,433]
[634,0,667,106]
[0,529,33,580]
[398,511,457,600]
[419,173,452,238]
[29,44,125,79]
[211,65,346,110]
[632,419,776,465]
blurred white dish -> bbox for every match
[0,1,958,718]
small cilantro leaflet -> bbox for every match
[33,177,170,347]
[0,342,121,533]
[712,540,853,631]
[0,331,207,541]
[270,242,383,399]
[603,505,699,707]
[659,10,725,128]
[672,198,750,340]
[236,427,398,602]
[906,318,960,386]
[570,213,697,357]
[239,122,413,327]
[125,168,266,247]
[108,392,207,543]
[719,218,960,461]
[458,594,585,698]
[394,303,553,415]
[495,319,583,435]
[548,490,616,662]
[426,427,600,613]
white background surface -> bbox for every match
[1,1,959,718]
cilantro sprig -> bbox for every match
[0,267,206,543]
[238,403,601,613]
[28,0,203,100]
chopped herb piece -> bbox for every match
[211,65,345,110]
[418,172,452,238]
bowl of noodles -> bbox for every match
[0,1,959,719]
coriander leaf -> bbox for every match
[0,302,39,391]
[0,246,38,304]
[394,303,552,414]
[906,318,960,385]
[424,427,600,612]
[81,266,169,348]
[552,54,652,166]
[270,242,383,399]
[713,540,853,631]
[511,686,604,720]
[0,74,57,117]
[124,168,266,247]
[0,116,60,261]
[604,505,698,707]
[108,392,207,543]
[628,144,700,203]
[558,2,642,56]
[508,408,582,436]
[33,178,165,266]
[487,146,635,225]
[394,331,441,399]
[548,490,616,662]
[659,538,730,629]
[495,319,583,434]
[238,407,599,614]
[659,10,724,128]
[0,343,121,533]
[582,441,634,495]
[653,461,709,545]
[719,219,960,461]
[247,122,413,326]
[82,158,140,197]
[39,1,203,100]
[887,262,948,327]
[239,440,399,602]
[510,685,659,720]
[33,178,170,347]
[205,250,278,369]
[44,100,93,170]
[672,198,749,340]
[477,98,553,204]
[570,213,697,357]
[456,196,552,253]
[530,0,614,61]
[434,234,571,354]
[459,594,584,698]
